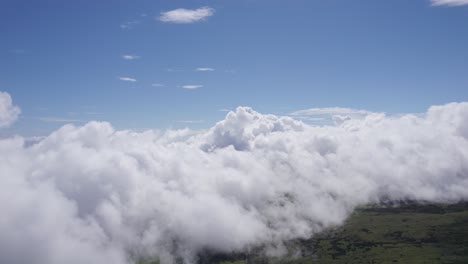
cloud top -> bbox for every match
[1,101,468,264]
[0,91,20,128]
[159,7,215,24]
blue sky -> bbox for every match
[1,0,467,136]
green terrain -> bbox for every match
[139,202,468,264]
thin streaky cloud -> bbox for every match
[118,77,137,82]
[431,0,468,6]
[195,67,215,71]
[219,109,232,112]
[159,7,214,24]
[181,85,203,89]
[152,83,165,87]
[291,107,373,116]
[122,54,140,60]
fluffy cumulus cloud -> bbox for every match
[159,7,214,24]
[0,91,20,127]
[431,0,468,6]
[1,100,468,264]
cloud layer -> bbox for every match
[0,91,20,127]
[1,99,468,264]
[159,7,214,24]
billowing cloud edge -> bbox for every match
[1,101,468,264]
[0,91,21,128]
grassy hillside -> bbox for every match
[140,202,468,264]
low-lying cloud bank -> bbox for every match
[1,98,468,264]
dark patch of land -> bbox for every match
[140,202,468,264]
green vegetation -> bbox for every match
[200,202,468,264]
[138,202,468,263]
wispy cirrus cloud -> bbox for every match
[290,107,376,126]
[159,7,214,24]
[431,0,468,6]
[195,67,215,71]
[121,54,140,60]
[291,107,373,116]
[181,85,203,89]
[118,77,137,82]
[151,83,165,87]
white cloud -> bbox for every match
[0,91,20,128]
[182,85,203,89]
[195,67,215,71]
[1,98,468,264]
[118,77,137,82]
[121,54,140,60]
[159,7,215,24]
[431,0,468,6]
[151,83,165,87]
